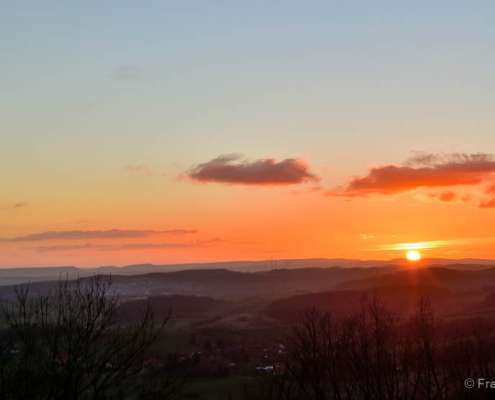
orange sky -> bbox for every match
[3,2,495,266]
[2,165,495,267]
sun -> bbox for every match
[406,250,422,262]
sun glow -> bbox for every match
[406,250,422,262]
[381,240,449,251]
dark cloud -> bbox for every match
[335,153,495,197]
[5,229,196,242]
[404,152,443,166]
[404,152,493,167]
[187,154,319,186]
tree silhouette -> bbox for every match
[0,276,184,400]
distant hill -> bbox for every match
[105,267,398,300]
[261,266,495,322]
[0,266,84,286]
[1,258,495,287]
[0,267,396,301]
[2,264,495,301]
[264,284,466,322]
[2,265,495,330]
[339,267,495,292]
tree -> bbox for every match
[0,276,182,400]
[266,296,495,400]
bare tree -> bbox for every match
[266,296,495,400]
[0,276,182,400]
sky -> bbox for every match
[2,1,495,267]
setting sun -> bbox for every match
[406,250,422,262]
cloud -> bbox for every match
[186,154,319,186]
[334,153,495,197]
[480,199,495,208]
[485,184,495,194]
[34,239,221,253]
[428,191,457,202]
[34,242,192,253]
[404,152,442,166]
[378,240,451,251]
[1,202,28,211]
[4,229,197,242]
[377,237,495,252]
[480,184,495,208]
[124,164,153,176]
[119,239,220,250]
[405,152,494,167]
[34,243,104,252]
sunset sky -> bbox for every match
[2,1,495,267]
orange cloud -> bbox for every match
[480,199,495,208]
[187,154,319,186]
[486,184,495,194]
[4,229,196,242]
[429,191,457,202]
[336,153,495,197]
[478,183,495,208]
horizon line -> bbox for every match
[2,256,495,270]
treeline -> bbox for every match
[0,277,191,400]
[257,298,495,400]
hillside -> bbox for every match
[1,258,494,286]
[339,267,495,292]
